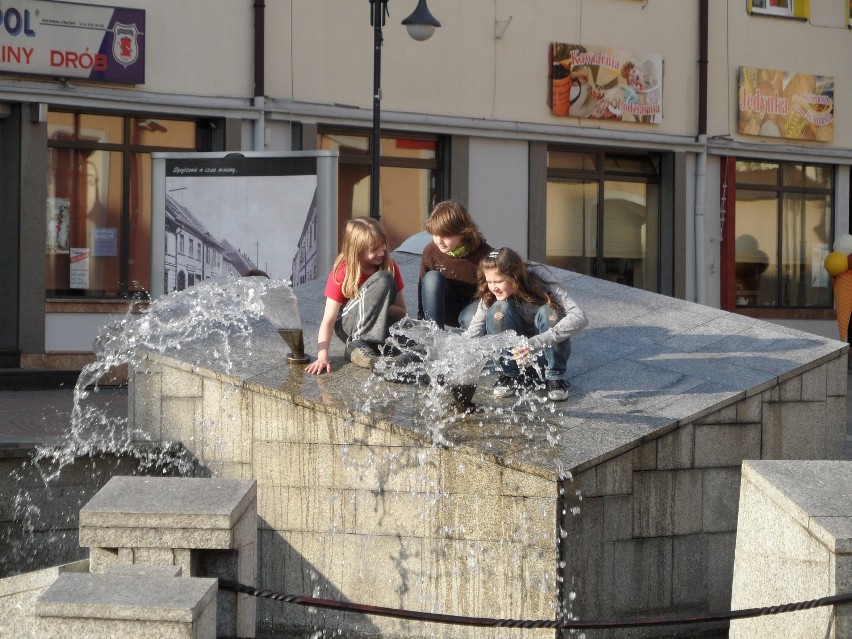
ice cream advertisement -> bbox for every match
[550,43,663,123]
[738,66,834,142]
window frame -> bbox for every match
[316,126,446,250]
[732,158,835,311]
[748,0,809,19]
[46,110,211,299]
[545,145,664,293]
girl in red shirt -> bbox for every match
[305,218,406,374]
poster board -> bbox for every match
[151,151,337,298]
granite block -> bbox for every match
[602,495,633,542]
[702,467,741,532]
[200,379,252,463]
[257,485,355,533]
[801,364,827,402]
[79,476,257,532]
[633,470,704,537]
[161,365,203,398]
[131,369,163,440]
[161,397,202,449]
[611,536,673,614]
[694,422,760,468]
[35,572,217,622]
[825,355,848,396]
[657,424,694,470]
[730,461,852,639]
[736,393,762,423]
[779,375,802,402]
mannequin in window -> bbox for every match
[734,234,769,306]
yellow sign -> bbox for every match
[738,66,834,142]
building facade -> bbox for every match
[0,0,849,371]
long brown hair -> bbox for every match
[425,200,484,252]
[475,247,557,309]
[333,217,393,299]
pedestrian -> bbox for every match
[419,199,494,329]
[465,247,587,402]
[305,217,407,374]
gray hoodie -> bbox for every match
[464,264,588,350]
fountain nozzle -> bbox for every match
[277,328,311,365]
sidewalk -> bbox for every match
[0,379,851,458]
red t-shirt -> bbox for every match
[324,260,404,304]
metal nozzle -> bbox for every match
[277,329,310,365]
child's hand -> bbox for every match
[511,346,533,367]
[305,356,331,375]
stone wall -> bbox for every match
[130,354,558,639]
[561,353,848,637]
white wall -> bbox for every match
[467,138,528,255]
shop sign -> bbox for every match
[738,66,833,142]
[0,0,144,84]
[550,43,663,123]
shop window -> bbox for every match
[46,112,202,298]
[546,148,661,293]
[317,129,442,251]
[748,0,809,18]
[734,160,833,308]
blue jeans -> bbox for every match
[420,270,477,330]
[485,299,571,380]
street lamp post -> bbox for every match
[369,0,440,219]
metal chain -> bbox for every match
[218,579,852,631]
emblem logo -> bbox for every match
[112,22,139,68]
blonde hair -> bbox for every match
[333,217,393,299]
[476,247,557,310]
[425,200,484,252]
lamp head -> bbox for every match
[401,0,441,41]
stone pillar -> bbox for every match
[34,571,217,638]
[78,476,257,638]
[730,460,852,638]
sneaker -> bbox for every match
[493,374,520,397]
[546,379,570,402]
[346,340,380,369]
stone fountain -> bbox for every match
[0,252,848,639]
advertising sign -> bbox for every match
[738,66,834,142]
[69,247,89,288]
[0,0,145,84]
[150,152,339,298]
[550,43,663,123]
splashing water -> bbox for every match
[2,277,295,576]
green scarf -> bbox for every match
[446,244,469,258]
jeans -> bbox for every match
[420,270,477,330]
[485,299,571,380]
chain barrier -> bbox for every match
[218,579,852,630]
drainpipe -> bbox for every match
[253,0,266,151]
[694,0,709,304]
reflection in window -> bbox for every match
[46,112,201,297]
[546,149,661,292]
[318,130,442,251]
[734,160,833,308]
